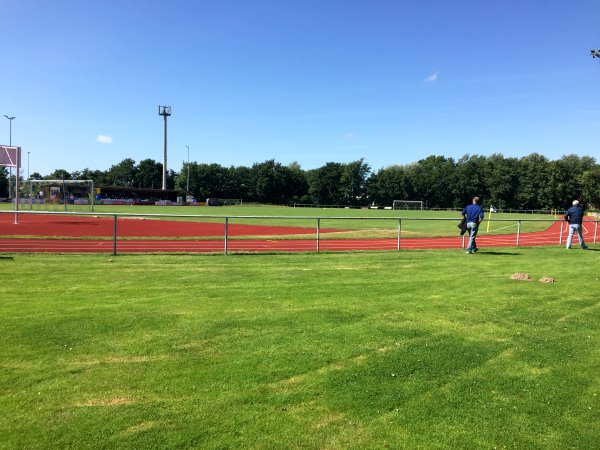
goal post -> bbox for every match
[392,200,423,211]
[20,179,95,212]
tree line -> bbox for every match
[2,153,599,209]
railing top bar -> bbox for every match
[0,210,596,223]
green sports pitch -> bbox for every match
[1,247,598,448]
[0,203,556,238]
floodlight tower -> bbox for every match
[185,145,190,193]
[158,105,171,190]
[592,49,600,59]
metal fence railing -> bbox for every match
[292,204,592,215]
[0,210,597,255]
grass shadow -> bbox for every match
[476,251,522,256]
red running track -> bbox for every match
[0,213,337,237]
[0,214,596,253]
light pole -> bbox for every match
[27,151,30,179]
[3,115,15,199]
[158,106,171,190]
[3,115,14,144]
[186,145,190,194]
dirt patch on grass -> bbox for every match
[511,273,532,282]
[539,277,556,284]
[312,412,346,429]
[76,397,135,407]
[71,355,172,367]
[510,273,556,283]
[122,421,158,435]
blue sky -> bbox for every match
[2,0,599,177]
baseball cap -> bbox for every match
[572,200,579,205]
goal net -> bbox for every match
[219,198,242,206]
[392,200,423,211]
[20,179,95,211]
[206,198,242,206]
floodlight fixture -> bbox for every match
[3,115,15,145]
[158,105,171,116]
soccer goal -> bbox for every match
[20,179,95,211]
[219,198,242,206]
[392,200,423,211]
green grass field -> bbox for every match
[1,203,555,238]
[1,248,599,449]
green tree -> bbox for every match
[45,169,72,180]
[206,165,252,200]
[186,163,229,200]
[454,154,487,208]
[547,155,597,209]
[136,159,162,189]
[77,168,109,186]
[409,156,457,208]
[228,165,252,200]
[367,165,411,206]
[341,159,371,205]
[515,153,551,210]
[286,162,309,204]
[249,159,303,204]
[175,162,191,194]
[0,168,8,197]
[579,167,600,209]
[308,162,345,205]
[106,159,137,187]
[166,169,177,190]
[484,154,518,209]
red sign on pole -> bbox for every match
[1,145,21,222]
[0,146,20,168]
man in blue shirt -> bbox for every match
[462,196,484,254]
[564,200,588,249]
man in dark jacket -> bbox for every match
[462,196,484,254]
[564,200,588,249]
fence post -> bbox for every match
[317,218,320,253]
[224,217,229,255]
[397,219,401,251]
[113,214,117,256]
[559,220,564,246]
[516,220,521,247]
[594,221,598,244]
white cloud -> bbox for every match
[424,71,439,82]
[346,132,355,140]
[96,135,113,144]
